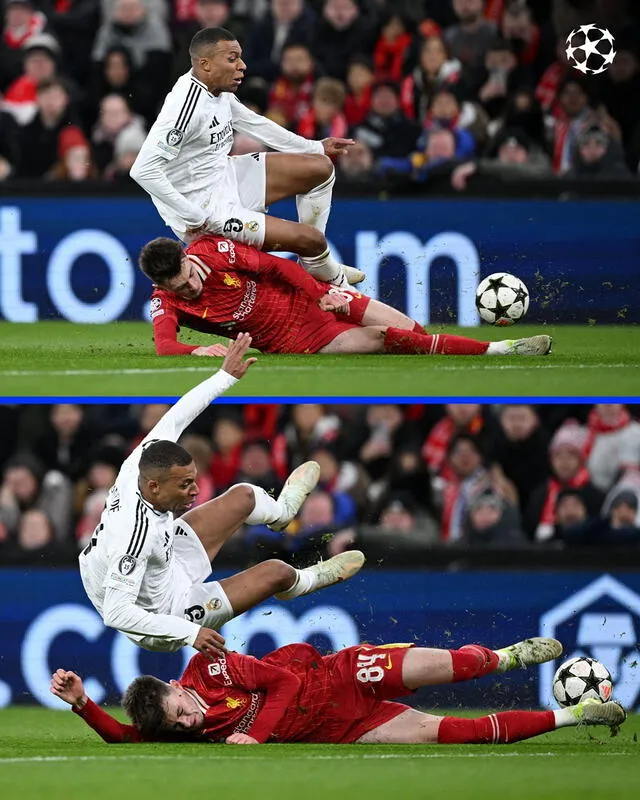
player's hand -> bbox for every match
[318,292,349,313]
[220,333,257,378]
[321,137,355,157]
[50,669,87,707]
[451,162,476,191]
[185,221,209,239]
[193,627,227,659]
[226,733,259,745]
[192,344,229,357]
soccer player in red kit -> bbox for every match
[140,236,553,358]
[51,636,625,746]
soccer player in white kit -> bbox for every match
[79,334,365,658]
[130,26,363,288]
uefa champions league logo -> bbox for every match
[565,24,616,75]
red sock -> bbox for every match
[383,327,489,355]
[438,711,556,744]
[449,645,500,682]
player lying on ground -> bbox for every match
[79,333,364,658]
[141,235,552,358]
[51,637,625,745]
[130,26,361,288]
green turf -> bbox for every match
[0,322,638,397]
[0,708,638,800]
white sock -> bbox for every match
[277,567,317,600]
[299,248,347,285]
[486,340,512,355]
[553,708,577,728]
[239,484,282,525]
[296,169,335,235]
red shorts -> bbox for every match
[275,287,371,354]
[316,643,416,744]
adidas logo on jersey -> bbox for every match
[209,116,220,128]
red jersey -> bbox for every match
[150,235,369,356]
[73,643,413,745]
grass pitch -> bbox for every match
[0,322,638,398]
[0,707,638,800]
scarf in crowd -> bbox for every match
[539,467,591,528]
[3,10,46,49]
[373,33,413,82]
[583,406,632,458]
[422,414,484,478]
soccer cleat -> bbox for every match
[275,550,365,599]
[495,637,563,673]
[268,461,320,532]
[343,265,366,285]
[571,698,627,729]
[506,335,553,356]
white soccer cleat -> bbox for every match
[268,461,320,532]
[495,637,563,673]
[343,265,366,285]
[506,335,553,356]
[276,550,365,599]
[571,698,627,729]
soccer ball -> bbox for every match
[565,24,616,76]
[475,272,529,326]
[552,657,613,707]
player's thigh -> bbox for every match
[180,580,234,630]
[318,325,386,354]
[355,708,442,744]
[362,298,417,330]
[401,647,454,689]
[208,204,267,248]
[180,485,255,560]
[265,152,333,205]
[231,152,268,212]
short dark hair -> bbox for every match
[122,675,171,736]
[139,237,184,283]
[189,26,237,58]
[139,440,193,478]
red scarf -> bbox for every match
[373,33,413,82]
[584,407,632,458]
[422,414,484,478]
[3,11,46,48]
[539,467,591,527]
[344,85,372,126]
[297,109,348,141]
[268,75,315,126]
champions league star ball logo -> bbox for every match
[565,24,616,75]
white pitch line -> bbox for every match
[0,363,629,378]
[0,752,635,764]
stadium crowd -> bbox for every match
[1,0,639,185]
[1,402,639,565]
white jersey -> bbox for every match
[79,369,237,652]
[130,71,324,234]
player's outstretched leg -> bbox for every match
[494,637,563,672]
[267,461,321,532]
[382,328,553,356]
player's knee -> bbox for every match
[229,483,256,515]
[310,154,334,185]
[263,559,296,592]
[455,645,487,678]
[298,224,327,256]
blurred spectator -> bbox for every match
[92,0,172,110]
[311,443,369,513]
[272,404,341,476]
[492,404,550,510]
[244,0,315,82]
[336,138,374,181]
[535,33,571,116]
[313,0,373,81]
[421,84,486,150]
[379,126,461,183]
[16,79,84,178]
[2,33,62,124]
[73,443,124,513]
[297,77,348,140]
[353,80,420,160]
[444,0,498,92]
[91,93,146,175]
[105,120,146,181]
[463,491,526,545]
[551,75,596,173]
[526,421,604,541]
[487,87,548,152]
[0,453,73,543]
[358,404,421,487]
[210,415,244,490]
[0,109,20,178]
[75,487,108,548]
[478,36,531,119]
[129,403,170,450]
[48,0,101,85]
[236,439,282,494]
[566,124,631,178]
[372,11,414,82]
[373,447,435,519]
[550,487,590,540]
[268,43,316,128]
[499,0,548,81]
[400,35,462,122]
[600,35,640,170]
[586,404,640,491]
[180,433,215,505]
[32,404,93,479]
[0,0,49,91]
[562,489,640,548]
[47,126,97,180]
[422,404,488,479]
[87,45,154,127]
[344,56,374,126]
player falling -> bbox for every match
[130,26,360,288]
[51,636,626,745]
[141,235,552,357]
[78,334,364,657]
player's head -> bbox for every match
[123,675,205,735]
[139,238,204,300]
[189,26,245,93]
[138,440,199,514]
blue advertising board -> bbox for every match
[0,197,638,325]
[1,569,639,711]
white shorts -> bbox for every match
[171,518,234,631]
[174,152,268,248]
